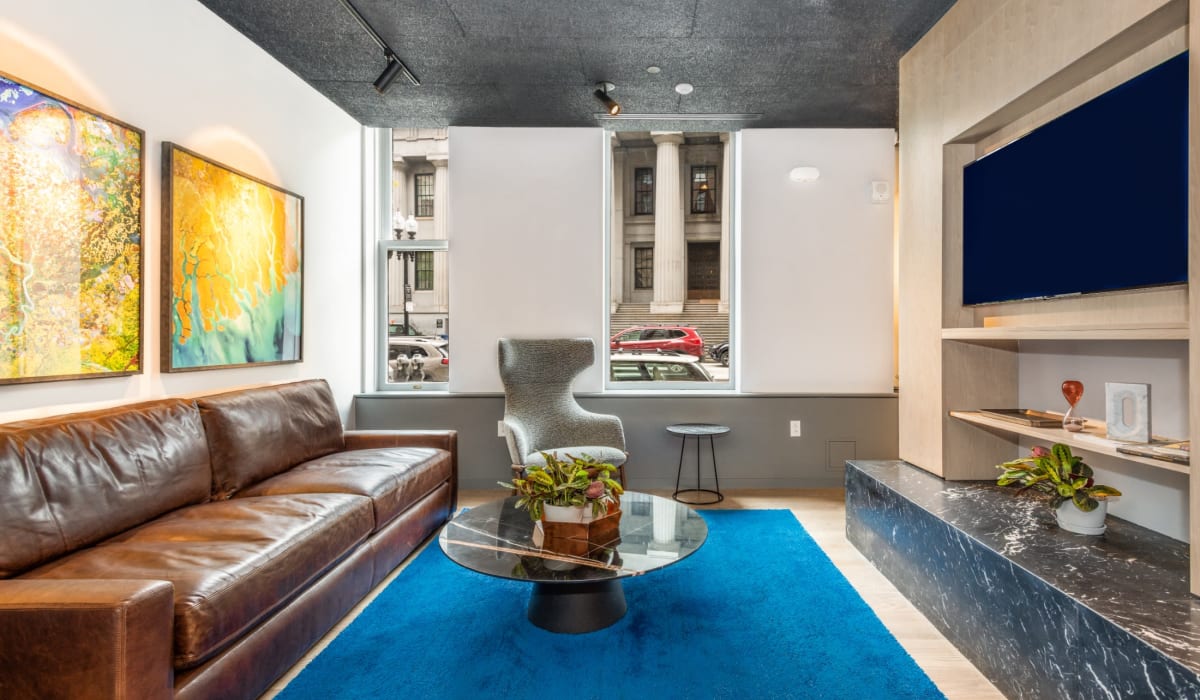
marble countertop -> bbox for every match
[850,460,1200,673]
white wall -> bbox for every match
[739,129,896,393]
[0,0,363,421]
[445,127,896,395]
[1019,340,1190,540]
[448,127,605,393]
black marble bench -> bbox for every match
[846,460,1200,699]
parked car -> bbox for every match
[388,321,423,336]
[610,351,714,382]
[709,341,729,367]
[388,337,449,382]
[610,325,705,358]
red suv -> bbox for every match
[610,325,705,358]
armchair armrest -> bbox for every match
[0,579,174,700]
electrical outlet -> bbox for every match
[789,420,802,437]
[497,420,506,438]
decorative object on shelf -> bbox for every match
[501,452,624,522]
[161,143,304,372]
[1116,440,1190,466]
[1061,380,1086,432]
[997,443,1122,535]
[0,72,144,385]
[978,408,1062,427]
[1105,382,1151,443]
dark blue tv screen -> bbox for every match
[962,52,1188,306]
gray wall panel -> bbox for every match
[355,394,898,490]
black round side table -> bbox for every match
[667,423,730,505]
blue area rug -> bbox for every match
[279,510,943,699]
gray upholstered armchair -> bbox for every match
[497,338,627,485]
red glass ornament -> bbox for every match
[1061,380,1084,407]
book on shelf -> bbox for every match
[1116,441,1190,465]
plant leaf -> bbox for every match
[1073,491,1099,512]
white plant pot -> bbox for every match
[542,503,592,524]
[1055,499,1108,535]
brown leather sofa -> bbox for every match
[0,379,456,700]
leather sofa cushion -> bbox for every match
[24,493,372,670]
[197,379,345,498]
[0,399,211,578]
[238,447,452,530]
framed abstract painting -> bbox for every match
[0,72,144,385]
[162,143,303,371]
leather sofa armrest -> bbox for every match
[343,429,458,513]
[343,429,456,453]
[0,579,175,700]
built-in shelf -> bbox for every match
[948,410,1190,475]
[941,324,1188,341]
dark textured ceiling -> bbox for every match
[196,0,956,129]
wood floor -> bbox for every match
[265,489,1003,699]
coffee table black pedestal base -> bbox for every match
[527,580,627,633]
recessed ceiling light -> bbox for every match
[675,82,694,95]
[646,66,661,74]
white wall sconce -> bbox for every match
[789,166,820,183]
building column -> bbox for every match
[430,154,449,312]
[651,131,685,313]
[391,158,409,227]
[611,135,625,313]
[388,159,410,311]
[719,133,731,314]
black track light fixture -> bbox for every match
[373,52,405,93]
[594,82,621,116]
[337,0,420,94]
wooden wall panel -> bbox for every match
[896,0,1187,482]
[1188,0,1200,595]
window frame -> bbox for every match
[690,165,718,214]
[376,238,449,390]
[633,246,653,290]
[414,172,435,217]
[414,250,434,291]
[604,131,738,393]
[633,167,654,215]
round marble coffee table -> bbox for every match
[438,491,707,633]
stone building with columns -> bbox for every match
[390,128,449,337]
[609,132,731,318]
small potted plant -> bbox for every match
[996,443,1122,534]
[500,452,624,523]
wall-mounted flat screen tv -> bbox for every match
[962,51,1187,306]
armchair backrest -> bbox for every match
[497,338,623,464]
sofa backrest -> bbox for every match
[197,379,345,498]
[0,399,212,578]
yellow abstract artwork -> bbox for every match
[163,144,302,370]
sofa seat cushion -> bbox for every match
[24,493,372,670]
[237,447,452,531]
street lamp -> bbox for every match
[390,213,419,335]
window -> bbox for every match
[415,173,434,217]
[380,129,450,391]
[634,167,654,215]
[634,247,653,289]
[607,131,734,389]
[691,165,717,214]
[379,241,449,388]
[415,251,433,290]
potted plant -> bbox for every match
[996,443,1122,534]
[500,452,624,522]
